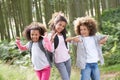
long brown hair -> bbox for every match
[48,12,67,35]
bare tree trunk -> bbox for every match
[101,0,106,12]
[41,0,53,27]
[2,0,11,41]
[94,0,102,31]
[34,0,42,22]
[67,0,77,65]
[10,0,20,37]
[89,0,94,16]
[25,0,33,25]
[0,0,6,40]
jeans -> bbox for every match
[81,63,100,80]
[55,59,71,80]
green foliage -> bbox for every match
[0,41,18,64]
[101,8,120,37]
[104,53,120,66]
[101,64,120,73]
[0,74,4,80]
[102,8,120,24]
[101,8,120,66]
[0,40,30,66]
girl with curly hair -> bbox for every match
[66,16,108,80]
[16,22,52,80]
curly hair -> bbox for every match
[73,16,97,36]
[22,22,47,41]
[48,11,67,35]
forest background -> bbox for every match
[0,0,120,80]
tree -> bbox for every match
[94,0,102,31]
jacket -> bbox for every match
[75,35,105,69]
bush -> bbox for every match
[101,8,120,66]
[0,40,30,66]
[104,53,120,66]
[102,8,120,24]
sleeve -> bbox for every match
[95,34,108,46]
[96,34,107,41]
[69,35,81,45]
[16,39,28,51]
[43,37,52,52]
[71,40,78,45]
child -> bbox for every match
[66,16,108,80]
[48,12,71,80]
[16,22,52,80]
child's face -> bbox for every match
[80,25,90,37]
[30,30,40,42]
[55,21,66,33]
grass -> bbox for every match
[0,64,37,80]
[100,64,120,73]
[71,67,80,80]
[0,64,80,80]
[100,64,120,80]
[0,63,120,80]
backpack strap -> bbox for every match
[29,40,53,67]
[29,41,33,57]
[54,35,59,49]
[38,39,53,67]
[63,34,68,49]
[54,35,68,49]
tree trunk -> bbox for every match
[34,0,42,22]
[94,0,102,31]
[89,0,94,16]
[67,0,77,65]
[0,0,6,40]
[42,0,53,27]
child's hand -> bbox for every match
[99,35,108,44]
[50,32,57,42]
[16,37,20,40]
[42,33,49,42]
[73,37,80,42]
[43,34,52,52]
[66,36,80,42]
[66,37,73,42]
[15,37,27,51]
[44,32,48,37]
[16,37,20,43]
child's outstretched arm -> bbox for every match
[16,37,28,51]
[99,35,108,44]
[66,36,80,42]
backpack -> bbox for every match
[54,34,68,49]
[29,39,53,67]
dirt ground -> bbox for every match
[101,72,120,80]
